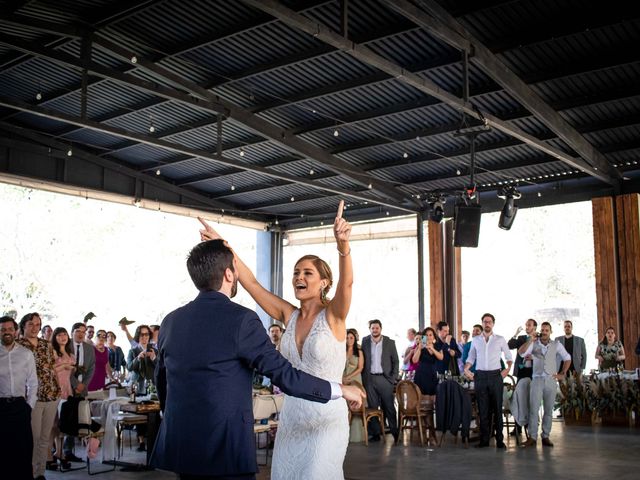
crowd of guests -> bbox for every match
[0,312,160,480]
[338,315,634,449]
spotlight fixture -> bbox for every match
[497,186,521,231]
[427,194,446,223]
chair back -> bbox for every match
[396,380,421,414]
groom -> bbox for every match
[151,239,364,480]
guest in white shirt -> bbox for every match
[464,313,513,449]
[0,315,38,480]
[519,322,570,448]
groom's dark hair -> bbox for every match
[187,240,235,291]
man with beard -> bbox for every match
[152,239,364,479]
[554,320,586,377]
[268,323,284,350]
[361,319,399,442]
[464,313,513,449]
[0,316,38,480]
[519,322,571,448]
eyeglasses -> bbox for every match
[139,333,151,337]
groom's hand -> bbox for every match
[340,384,366,409]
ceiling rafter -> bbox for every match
[240,0,620,188]
[0,31,414,206]
[380,0,621,187]
[0,122,247,216]
[0,96,417,214]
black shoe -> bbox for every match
[35,476,47,480]
[509,428,517,437]
[392,432,399,443]
[136,442,146,452]
[496,441,507,449]
[45,460,58,471]
[368,434,381,442]
[64,453,83,463]
[475,442,490,448]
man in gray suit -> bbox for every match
[555,320,587,376]
[361,319,399,442]
[63,321,96,462]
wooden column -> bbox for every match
[592,197,620,338]
[428,220,445,328]
[428,219,462,335]
[615,194,640,370]
[592,194,640,370]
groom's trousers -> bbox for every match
[365,374,398,438]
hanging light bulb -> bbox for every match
[239,148,245,157]
[333,129,339,137]
[456,168,461,175]
[290,196,295,202]
[309,169,314,175]
[403,152,409,159]
[230,184,236,191]
[131,56,138,64]
[367,183,372,189]
[67,147,73,157]
[35,91,42,101]
[149,124,155,133]
[537,192,542,197]
[155,169,161,176]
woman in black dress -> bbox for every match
[412,327,444,402]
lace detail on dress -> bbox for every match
[271,309,348,480]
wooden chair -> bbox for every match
[395,380,435,446]
[347,381,385,446]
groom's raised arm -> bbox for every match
[237,315,332,403]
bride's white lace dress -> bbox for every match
[271,309,348,480]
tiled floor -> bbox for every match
[44,421,640,479]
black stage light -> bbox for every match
[498,186,521,230]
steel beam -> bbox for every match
[0,98,416,213]
[0,32,411,206]
[241,0,619,187]
[382,0,620,186]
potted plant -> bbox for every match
[558,374,591,425]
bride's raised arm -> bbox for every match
[327,200,353,324]
[198,217,296,325]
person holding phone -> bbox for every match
[412,327,444,402]
[126,324,158,452]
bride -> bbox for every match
[199,201,352,480]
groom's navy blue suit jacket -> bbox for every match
[151,290,332,476]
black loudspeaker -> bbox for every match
[454,204,482,247]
